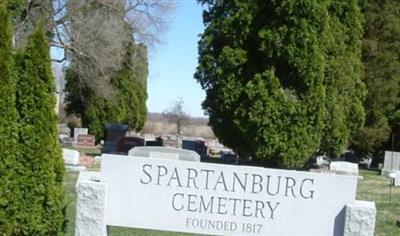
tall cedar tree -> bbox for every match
[195,0,365,168]
[14,27,65,235]
[65,40,148,141]
[0,4,19,234]
[351,0,400,155]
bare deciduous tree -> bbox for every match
[163,98,190,135]
[60,0,174,96]
[12,0,175,96]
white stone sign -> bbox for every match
[101,154,358,236]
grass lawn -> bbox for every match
[64,163,400,235]
[357,169,400,236]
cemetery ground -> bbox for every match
[63,147,400,235]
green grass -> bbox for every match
[64,171,79,236]
[64,165,400,235]
[357,169,400,236]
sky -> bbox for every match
[147,1,206,117]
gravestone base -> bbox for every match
[75,171,107,236]
[381,170,400,186]
[381,169,393,177]
[344,201,376,236]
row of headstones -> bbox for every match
[313,151,400,186]
[59,125,95,146]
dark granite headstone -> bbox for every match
[115,136,145,154]
[145,137,163,147]
[221,151,239,164]
[103,124,128,154]
[182,139,208,161]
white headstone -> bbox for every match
[330,161,359,176]
[128,146,200,162]
[74,128,89,143]
[382,151,400,175]
[101,154,358,236]
[62,148,80,166]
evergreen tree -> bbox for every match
[14,27,65,235]
[6,0,25,20]
[195,0,365,168]
[0,3,19,234]
[319,0,366,157]
[67,40,148,141]
[351,0,400,155]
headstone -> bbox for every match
[58,124,71,140]
[103,124,128,154]
[128,146,200,162]
[182,139,208,161]
[62,148,80,165]
[61,136,74,145]
[74,128,88,144]
[330,161,359,176]
[382,151,400,176]
[115,136,145,154]
[145,136,163,147]
[100,154,358,235]
[105,124,128,142]
[220,150,238,164]
[78,134,95,146]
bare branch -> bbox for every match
[52,57,67,63]
[11,0,175,97]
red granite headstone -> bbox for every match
[77,134,95,146]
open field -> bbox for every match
[64,158,400,235]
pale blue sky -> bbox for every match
[147,1,206,117]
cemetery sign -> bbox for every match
[101,154,358,235]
